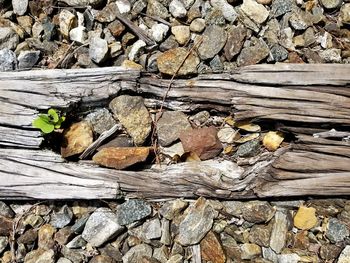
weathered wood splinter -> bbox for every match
[0,64,349,200]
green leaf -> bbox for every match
[32,117,55,134]
[38,114,50,122]
[54,116,66,129]
[48,109,59,123]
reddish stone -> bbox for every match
[179,126,223,160]
[93,147,150,169]
[200,231,226,263]
[288,52,304,63]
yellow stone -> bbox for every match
[61,121,93,158]
[121,60,143,70]
[294,206,317,230]
[235,121,261,132]
[263,131,284,151]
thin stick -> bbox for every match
[79,124,123,159]
[151,37,203,163]
[53,41,76,69]
[115,12,156,46]
[140,12,172,26]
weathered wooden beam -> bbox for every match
[0,64,349,199]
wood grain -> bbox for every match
[0,64,349,199]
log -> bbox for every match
[0,64,349,200]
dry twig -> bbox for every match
[151,37,203,163]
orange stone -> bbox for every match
[200,231,226,263]
[92,147,150,169]
[61,121,93,158]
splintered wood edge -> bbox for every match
[0,64,349,199]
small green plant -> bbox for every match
[32,109,66,134]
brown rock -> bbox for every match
[38,224,57,250]
[2,251,13,263]
[109,95,151,145]
[221,233,241,260]
[248,224,271,247]
[157,47,200,76]
[237,39,270,67]
[54,226,74,245]
[288,52,304,63]
[241,201,275,223]
[108,20,126,37]
[303,48,324,63]
[0,216,13,235]
[93,147,150,169]
[320,244,342,261]
[90,255,116,263]
[18,229,38,244]
[224,24,247,61]
[95,3,119,23]
[179,126,223,160]
[240,243,261,260]
[200,231,226,263]
[61,121,93,158]
[293,230,309,249]
[24,249,55,263]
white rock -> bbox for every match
[211,0,237,22]
[32,21,44,38]
[169,0,187,18]
[0,48,17,72]
[103,28,116,44]
[12,0,28,15]
[82,208,124,247]
[183,0,195,9]
[340,3,350,24]
[0,236,8,254]
[110,42,122,57]
[280,27,295,51]
[142,218,162,239]
[270,210,288,253]
[59,9,76,38]
[69,26,87,44]
[160,142,185,158]
[190,18,206,33]
[116,0,131,14]
[89,36,108,63]
[339,246,350,263]
[217,127,239,143]
[77,12,85,27]
[60,0,104,7]
[319,31,332,49]
[240,0,269,24]
[319,48,342,63]
[171,25,190,45]
[122,244,153,263]
[128,40,146,61]
[277,253,300,263]
[166,254,183,263]
[0,27,19,50]
[57,258,73,263]
[151,23,169,43]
